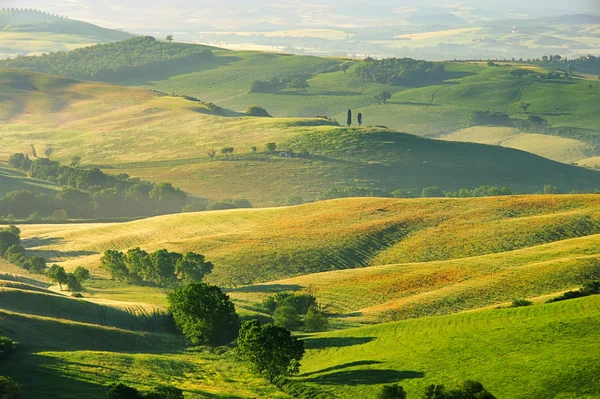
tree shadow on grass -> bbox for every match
[301,360,383,377]
[303,369,425,386]
[4,353,108,399]
[303,336,375,349]
[227,284,303,294]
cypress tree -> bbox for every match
[347,109,352,127]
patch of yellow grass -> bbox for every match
[394,27,484,40]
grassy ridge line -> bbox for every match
[298,295,600,399]
[229,231,600,322]
[3,69,600,206]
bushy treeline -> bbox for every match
[107,383,183,399]
[546,281,600,303]
[355,57,447,86]
[377,380,496,399]
[262,292,329,332]
[0,225,47,273]
[250,75,309,93]
[101,248,213,286]
[7,154,187,219]
[0,36,214,82]
[317,185,515,201]
[0,334,20,399]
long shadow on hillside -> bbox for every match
[303,336,375,349]
[25,249,97,260]
[303,369,425,386]
[4,353,108,399]
[228,284,303,294]
[273,90,363,97]
[21,236,64,247]
[301,360,383,377]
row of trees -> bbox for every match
[47,264,89,292]
[379,381,495,399]
[101,248,213,286]
[250,75,310,93]
[0,225,47,274]
[7,154,187,218]
[346,109,363,127]
[355,58,448,87]
[316,185,515,201]
[0,37,214,82]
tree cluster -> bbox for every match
[246,105,272,117]
[317,185,516,201]
[0,36,214,82]
[262,292,328,332]
[101,249,213,286]
[378,380,495,399]
[250,75,310,93]
[47,265,89,292]
[6,155,187,219]
[546,281,600,303]
[107,383,183,399]
[355,58,448,86]
[0,225,47,274]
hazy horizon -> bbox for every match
[2,0,599,31]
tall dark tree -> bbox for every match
[357,112,363,126]
[347,109,352,127]
[48,264,68,290]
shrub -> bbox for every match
[145,386,184,399]
[273,305,303,330]
[303,308,329,332]
[284,195,303,206]
[0,376,20,399]
[107,383,141,399]
[421,187,446,198]
[377,384,407,399]
[246,105,272,117]
[0,336,16,363]
[510,299,533,308]
[66,273,83,292]
[392,189,415,198]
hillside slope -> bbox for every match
[0,9,132,59]
[1,69,600,206]
[299,295,600,399]
[18,195,600,288]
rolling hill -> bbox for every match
[2,69,600,207]
[2,38,599,167]
[15,195,600,315]
[0,9,132,59]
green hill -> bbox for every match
[0,9,132,59]
[0,167,61,196]
[299,294,600,399]
[1,69,600,207]
[2,39,599,165]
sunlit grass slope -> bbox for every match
[0,270,289,399]
[2,69,600,205]
[230,232,600,323]
[298,295,600,399]
[17,195,600,289]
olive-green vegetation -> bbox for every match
[2,69,600,207]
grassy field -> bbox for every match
[2,69,600,206]
[0,270,290,398]
[298,294,600,399]
[12,196,600,316]
[1,266,599,398]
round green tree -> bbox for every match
[236,320,304,382]
[167,283,239,346]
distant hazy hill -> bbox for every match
[0,9,132,58]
